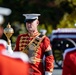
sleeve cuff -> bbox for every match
[45,71,52,75]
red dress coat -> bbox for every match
[62,47,76,75]
[14,33,54,75]
[0,42,29,75]
[0,52,29,75]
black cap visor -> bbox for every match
[25,19,36,23]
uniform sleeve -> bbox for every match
[62,53,72,75]
[14,35,20,51]
[43,37,54,74]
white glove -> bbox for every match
[7,44,13,54]
[45,71,52,75]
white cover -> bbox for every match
[63,47,76,60]
[2,51,29,62]
[23,14,40,19]
[0,7,11,16]
[0,39,7,48]
[0,15,4,24]
[40,29,47,35]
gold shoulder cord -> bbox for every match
[35,35,45,50]
[22,33,45,54]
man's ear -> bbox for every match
[37,20,39,25]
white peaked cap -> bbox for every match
[23,14,40,19]
[0,39,7,48]
[0,7,12,16]
[40,29,47,35]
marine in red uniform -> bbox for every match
[14,14,54,75]
[0,39,30,75]
[62,47,76,75]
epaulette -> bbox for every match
[63,47,76,59]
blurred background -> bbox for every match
[0,0,76,69]
[0,0,76,43]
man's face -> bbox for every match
[26,19,39,32]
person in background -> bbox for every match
[62,47,76,75]
[40,29,47,35]
[0,39,30,75]
[14,13,54,75]
[0,15,4,39]
[0,7,12,40]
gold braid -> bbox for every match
[22,34,45,55]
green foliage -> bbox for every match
[57,10,76,28]
[0,0,76,43]
[0,0,3,3]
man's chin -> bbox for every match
[28,30,33,32]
